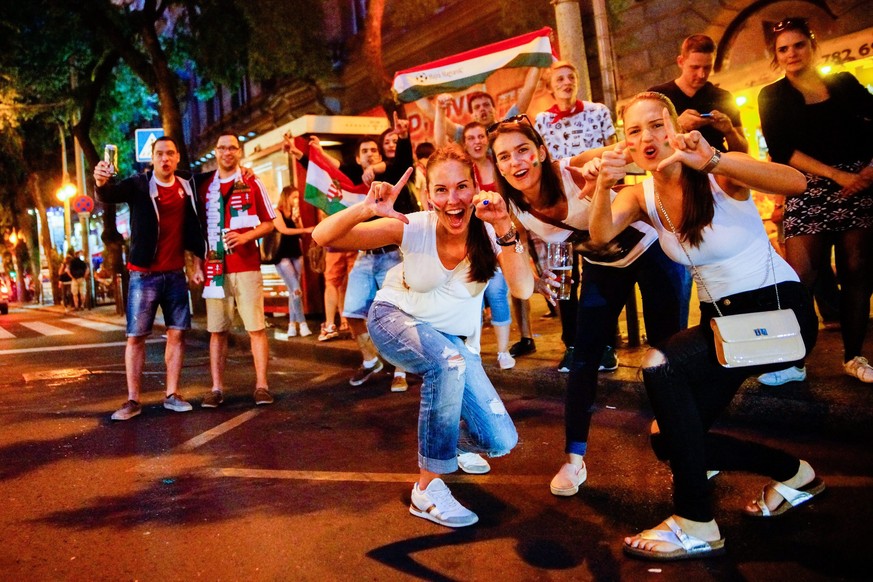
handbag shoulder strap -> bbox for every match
[524,204,588,236]
[654,189,781,316]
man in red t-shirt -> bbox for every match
[94,136,206,421]
[197,134,277,408]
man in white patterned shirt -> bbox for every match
[534,60,616,160]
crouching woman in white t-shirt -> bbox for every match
[313,144,534,528]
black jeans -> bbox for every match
[564,243,688,455]
[644,281,818,522]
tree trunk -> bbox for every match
[361,0,393,109]
[27,173,59,304]
[139,20,189,166]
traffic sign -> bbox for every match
[73,195,94,214]
[135,128,164,162]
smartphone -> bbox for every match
[699,113,713,118]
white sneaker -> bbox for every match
[845,356,873,383]
[757,366,807,386]
[409,478,479,527]
[287,323,298,338]
[497,351,516,370]
[457,452,491,474]
[274,330,289,341]
[299,322,313,337]
[550,462,587,496]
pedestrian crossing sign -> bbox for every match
[135,128,165,162]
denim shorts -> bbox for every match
[342,250,401,319]
[126,270,191,337]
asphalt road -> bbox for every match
[1,307,871,580]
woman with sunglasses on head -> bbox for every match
[587,91,820,560]
[313,144,533,528]
[488,115,689,497]
[758,17,873,385]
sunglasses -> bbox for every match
[486,113,533,136]
[772,17,814,39]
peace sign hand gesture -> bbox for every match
[365,167,414,224]
[656,107,715,172]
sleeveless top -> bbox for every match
[642,175,798,302]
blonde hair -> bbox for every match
[278,186,297,217]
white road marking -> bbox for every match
[63,317,126,332]
[20,321,73,336]
[0,327,15,340]
[208,468,549,485]
[0,338,164,356]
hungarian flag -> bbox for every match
[304,147,369,215]
[392,27,554,103]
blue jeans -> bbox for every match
[483,270,511,326]
[565,243,688,455]
[275,257,305,323]
[644,281,818,522]
[343,250,401,320]
[368,301,518,474]
[126,270,191,337]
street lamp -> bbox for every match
[56,182,76,252]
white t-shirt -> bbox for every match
[374,211,501,353]
[535,102,616,160]
[512,158,657,267]
[642,175,798,302]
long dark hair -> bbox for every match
[426,144,497,283]
[625,91,714,247]
[487,120,563,213]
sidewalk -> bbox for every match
[26,294,873,437]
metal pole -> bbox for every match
[552,0,591,101]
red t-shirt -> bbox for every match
[215,175,276,274]
[129,177,187,272]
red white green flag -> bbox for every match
[392,27,554,103]
[304,147,369,215]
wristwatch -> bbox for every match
[700,147,722,173]
[495,225,524,254]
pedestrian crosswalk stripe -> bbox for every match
[0,327,15,340]
[20,321,74,336]
[63,317,126,332]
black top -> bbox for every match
[648,80,742,151]
[758,72,873,165]
[275,215,303,260]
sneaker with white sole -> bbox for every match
[390,375,408,392]
[163,393,193,412]
[409,478,479,528]
[550,462,587,496]
[557,346,574,373]
[286,324,298,338]
[497,351,516,370]
[757,366,807,386]
[349,359,384,386]
[598,346,618,372]
[111,400,141,421]
[274,330,290,341]
[299,322,313,337]
[845,356,873,383]
[457,452,491,474]
[253,387,274,405]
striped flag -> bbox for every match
[303,147,369,215]
[392,27,554,103]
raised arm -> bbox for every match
[312,169,413,250]
[586,145,647,245]
[514,66,542,115]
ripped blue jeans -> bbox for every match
[368,301,518,474]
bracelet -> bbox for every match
[495,224,517,245]
[699,147,722,173]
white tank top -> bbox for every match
[375,211,499,354]
[642,175,798,302]
[512,158,657,267]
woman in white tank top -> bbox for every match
[586,92,823,561]
[313,145,533,529]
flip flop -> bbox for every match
[744,477,826,518]
[623,517,726,561]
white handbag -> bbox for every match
[656,191,806,368]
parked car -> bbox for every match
[0,277,10,315]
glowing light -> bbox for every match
[735,95,748,107]
[819,65,832,75]
[56,183,77,202]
